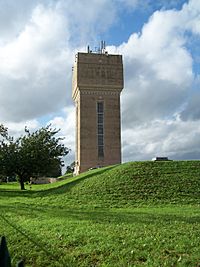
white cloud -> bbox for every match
[0,0,39,45]
[4,119,40,138]
[181,0,200,35]
[56,0,117,45]
[180,75,200,120]
[107,7,194,127]
[0,3,73,122]
[0,0,120,123]
[110,0,200,161]
[48,106,75,166]
[1,0,200,164]
[122,117,200,162]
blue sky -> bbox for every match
[0,0,200,165]
[106,0,188,45]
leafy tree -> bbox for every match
[0,124,8,138]
[0,125,70,190]
[65,161,75,174]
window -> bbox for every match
[98,135,104,146]
[97,102,104,158]
[98,125,103,135]
[97,102,104,113]
[98,114,103,124]
[98,146,104,157]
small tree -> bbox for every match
[0,125,70,190]
[0,124,8,138]
[65,161,75,174]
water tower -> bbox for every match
[72,42,124,174]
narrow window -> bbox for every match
[98,125,103,135]
[97,102,104,158]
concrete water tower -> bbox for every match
[72,42,124,174]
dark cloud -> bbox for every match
[181,93,200,121]
[0,0,39,43]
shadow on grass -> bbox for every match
[1,203,199,265]
[1,203,200,226]
[43,207,200,225]
[0,210,56,261]
[0,188,36,198]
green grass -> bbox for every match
[0,161,200,266]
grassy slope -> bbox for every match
[0,161,200,266]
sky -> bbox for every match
[0,0,200,167]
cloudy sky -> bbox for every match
[1,0,200,166]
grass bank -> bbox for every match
[0,161,200,266]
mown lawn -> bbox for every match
[0,161,200,266]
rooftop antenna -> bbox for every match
[100,40,106,54]
[87,45,92,53]
[87,41,107,54]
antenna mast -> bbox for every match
[87,41,107,54]
[100,40,106,54]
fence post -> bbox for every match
[0,236,24,267]
[0,236,11,267]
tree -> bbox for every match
[65,161,75,174]
[0,124,8,138]
[0,125,70,190]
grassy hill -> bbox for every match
[34,160,200,207]
[0,161,200,266]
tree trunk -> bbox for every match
[19,177,25,190]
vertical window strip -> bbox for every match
[97,102,104,158]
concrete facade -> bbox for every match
[72,52,124,174]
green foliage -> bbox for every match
[0,125,69,189]
[0,124,8,138]
[65,161,75,174]
[0,161,200,266]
